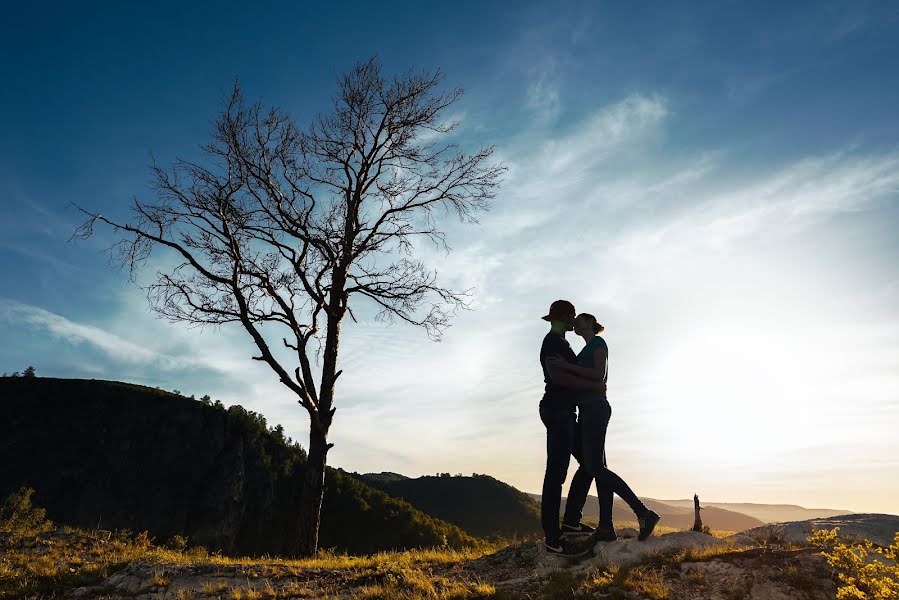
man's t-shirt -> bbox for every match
[539,331,577,409]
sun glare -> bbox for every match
[644,320,830,462]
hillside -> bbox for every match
[0,377,479,555]
[358,472,543,538]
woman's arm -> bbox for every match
[546,363,606,391]
[546,354,606,381]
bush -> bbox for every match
[809,527,899,599]
[166,534,189,551]
[0,486,52,532]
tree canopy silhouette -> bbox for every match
[73,57,505,556]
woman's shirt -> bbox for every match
[577,335,608,397]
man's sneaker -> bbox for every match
[592,526,618,542]
[638,510,660,541]
[561,522,596,537]
[544,537,590,557]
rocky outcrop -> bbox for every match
[589,530,728,568]
[461,529,838,599]
[734,513,899,547]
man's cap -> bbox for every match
[541,299,575,321]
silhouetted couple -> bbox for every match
[539,299,659,556]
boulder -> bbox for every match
[590,531,730,568]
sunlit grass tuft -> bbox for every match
[357,565,496,599]
[583,564,669,599]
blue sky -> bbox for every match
[2,2,898,513]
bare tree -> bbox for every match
[73,58,505,556]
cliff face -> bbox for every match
[0,378,477,555]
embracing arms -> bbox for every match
[546,352,607,393]
[546,348,607,385]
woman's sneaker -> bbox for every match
[638,510,660,541]
[561,521,596,538]
[544,537,590,557]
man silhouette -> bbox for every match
[538,299,606,555]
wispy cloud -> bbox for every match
[0,241,81,272]
[533,94,669,177]
[0,298,178,368]
[412,112,466,144]
[525,58,561,124]
[612,150,899,265]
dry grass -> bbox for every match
[583,564,669,599]
[775,563,819,594]
[0,522,505,599]
[356,567,496,599]
[0,526,168,598]
[152,567,169,586]
[202,579,231,594]
[682,566,708,591]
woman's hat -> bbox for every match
[541,299,575,321]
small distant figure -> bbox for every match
[692,494,703,532]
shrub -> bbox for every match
[166,534,189,551]
[809,527,899,599]
[0,486,52,532]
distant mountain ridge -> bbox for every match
[526,493,851,531]
[654,499,853,524]
[526,493,764,531]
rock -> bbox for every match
[590,531,729,569]
[734,513,899,548]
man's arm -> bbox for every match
[547,356,605,381]
[546,363,606,392]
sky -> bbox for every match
[1,1,898,514]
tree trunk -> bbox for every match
[692,494,703,533]
[297,428,329,556]
[296,272,345,557]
